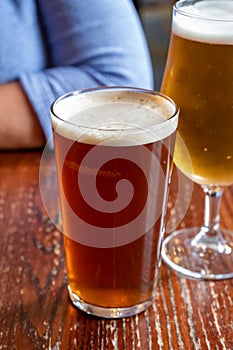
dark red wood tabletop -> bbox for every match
[0,150,233,350]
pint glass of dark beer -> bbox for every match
[50,87,178,318]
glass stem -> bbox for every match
[202,186,223,236]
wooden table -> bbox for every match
[1,150,233,350]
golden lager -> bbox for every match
[162,0,233,186]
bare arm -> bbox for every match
[0,1,152,150]
[0,82,45,149]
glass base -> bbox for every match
[162,227,233,280]
[68,285,154,318]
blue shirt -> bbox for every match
[0,0,153,142]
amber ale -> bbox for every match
[162,0,233,186]
[51,88,178,317]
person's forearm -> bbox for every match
[0,81,46,149]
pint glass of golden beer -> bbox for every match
[50,87,178,318]
[161,0,233,279]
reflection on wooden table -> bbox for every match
[0,150,233,349]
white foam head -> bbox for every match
[51,89,178,146]
[173,0,233,44]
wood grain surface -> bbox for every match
[0,150,233,350]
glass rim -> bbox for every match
[50,86,179,133]
[174,0,233,23]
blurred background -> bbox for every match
[134,0,176,89]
